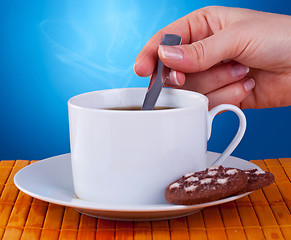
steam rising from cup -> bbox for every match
[39,1,178,90]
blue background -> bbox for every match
[1,0,291,161]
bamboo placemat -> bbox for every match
[0,159,291,240]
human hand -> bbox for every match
[134,6,291,109]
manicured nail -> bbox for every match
[168,70,180,85]
[230,63,250,77]
[159,45,183,60]
[243,78,255,92]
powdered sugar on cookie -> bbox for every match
[185,185,198,192]
[217,178,228,184]
[208,170,218,176]
[200,178,212,184]
[186,176,199,182]
[169,183,180,190]
[226,169,238,175]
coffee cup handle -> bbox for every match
[207,104,246,166]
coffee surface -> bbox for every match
[105,106,175,111]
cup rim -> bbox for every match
[68,87,209,113]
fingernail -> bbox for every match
[168,70,180,85]
[133,63,137,75]
[159,45,183,60]
[230,63,250,77]
[243,78,255,92]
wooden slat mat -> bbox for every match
[0,159,291,240]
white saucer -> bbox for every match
[14,152,260,221]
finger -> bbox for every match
[165,70,186,86]
[157,26,250,73]
[134,7,222,77]
[206,78,255,109]
[178,62,250,94]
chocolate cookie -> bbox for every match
[236,169,275,194]
[165,166,248,205]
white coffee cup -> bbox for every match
[68,88,246,205]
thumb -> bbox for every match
[158,29,241,73]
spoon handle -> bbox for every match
[142,34,182,110]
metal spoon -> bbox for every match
[142,34,182,110]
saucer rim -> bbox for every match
[14,152,259,213]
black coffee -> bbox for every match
[105,106,175,111]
